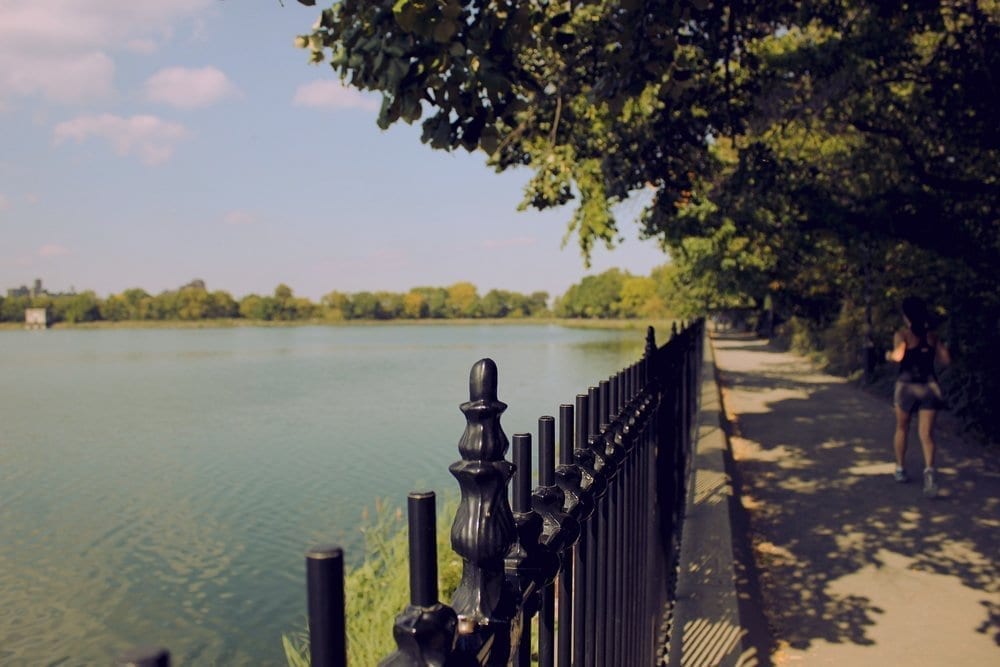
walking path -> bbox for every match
[710,333,1000,666]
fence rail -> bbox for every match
[116,320,704,667]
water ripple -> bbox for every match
[0,324,643,663]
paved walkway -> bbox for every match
[710,334,1000,666]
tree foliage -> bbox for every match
[297,0,997,262]
[296,0,999,438]
[1,280,550,324]
[555,267,674,319]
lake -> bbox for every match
[0,323,650,665]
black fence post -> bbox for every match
[571,393,594,667]
[306,545,347,667]
[554,403,578,667]
[366,323,704,667]
[508,433,538,667]
[380,492,459,666]
[532,415,576,667]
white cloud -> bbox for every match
[223,210,258,226]
[1,51,116,105]
[292,80,378,111]
[0,1,213,105]
[53,114,190,165]
[39,244,71,258]
[145,66,240,109]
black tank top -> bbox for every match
[898,334,936,383]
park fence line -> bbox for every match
[116,319,704,667]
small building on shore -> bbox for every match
[25,308,47,330]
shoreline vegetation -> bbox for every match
[2,269,679,329]
[0,316,675,332]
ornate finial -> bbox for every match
[458,359,508,461]
[449,359,516,660]
[469,358,499,402]
[645,326,657,358]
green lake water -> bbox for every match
[0,323,650,665]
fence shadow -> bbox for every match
[717,357,1000,655]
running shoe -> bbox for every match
[894,468,909,483]
[923,468,938,498]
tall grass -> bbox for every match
[283,496,462,666]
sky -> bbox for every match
[0,0,669,302]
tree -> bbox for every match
[239,294,280,321]
[445,282,479,318]
[1,295,29,322]
[321,290,351,320]
[100,294,129,322]
[177,286,211,320]
[60,291,101,323]
[556,269,627,319]
[208,290,240,319]
[479,289,511,318]
[374,291,404,319]
[119,288,152,320]
[402,290,428,318]
[525,291,550,317]
[411,286,449,318]
[296,1,997,267]
[347,291,379,319]
[618,275,667,318]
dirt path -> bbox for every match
[710,334,999,666]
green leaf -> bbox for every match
[433,19,458,43]
[555,28,575,46]
[441,0,462,21]
[550,11,571,28]
[431,117,451,148]
[401,96,423,123]
[393,3,418,32]
[479,126,499,155]
[386,59,409,87]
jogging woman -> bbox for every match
[887,296,951,497]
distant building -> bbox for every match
[6,278,75,299]
[25,308,47,330]
[7,278,44,298]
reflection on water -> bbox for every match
[0,324,648,664]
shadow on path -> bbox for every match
[711,336,1000,664]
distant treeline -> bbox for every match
[1,269,676,325]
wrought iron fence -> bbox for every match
[116,320,704,667]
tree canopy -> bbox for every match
[296,1,999,439]
[296,1,997,263]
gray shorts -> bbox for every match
[894,380,947,413]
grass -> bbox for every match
[283,496,462,666]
